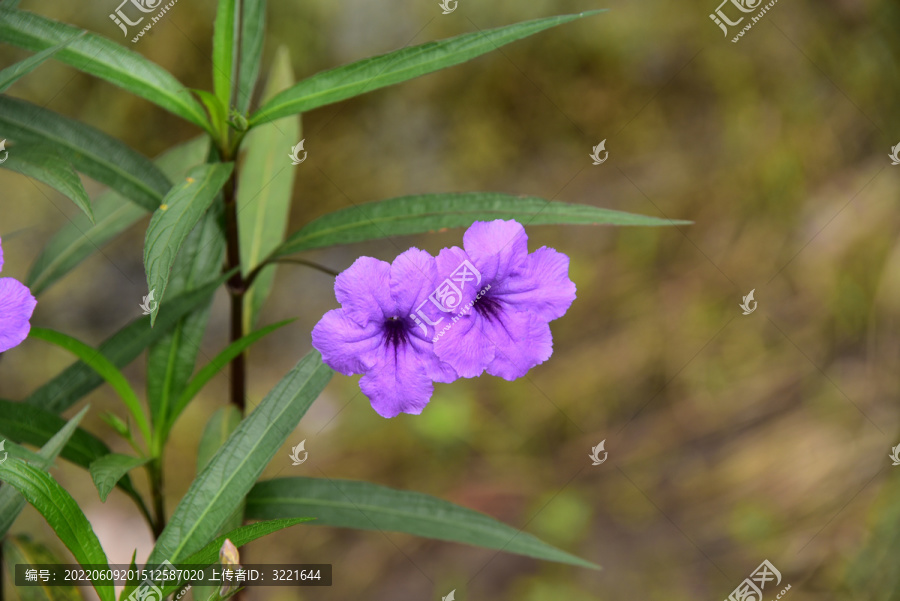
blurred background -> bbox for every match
[2,0,900,599]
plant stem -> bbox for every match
[148,458,166,538]
[223,171,247,414]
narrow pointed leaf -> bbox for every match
[250,11,604,125]
[0,461,115,601]
[236,0,266,113]
[0,7,208,128]
[0,406,89,538]
[0,32,82,92]
[271,193,689,259]
[26,275,230,414]
[88,453,149,502]
[26,136,211,296]
[0,95,170,210]
[247,477,598,569]
[29,328,151,444]
[1,145,94,222]
[238,46,298,330]
[167,319,293,432]
[147,202,225,428]
[143,163,233,326]
[147,350,332,565]
[4,536,84,601]
[212,0,236,109]
[196,406,242,473]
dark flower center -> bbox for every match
[382,316,410,350]
[474,292,503,321]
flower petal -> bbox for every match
[432,310,493,378]
[483,310,553,380]
[0,277,37,353]
[334,256,395,326]
[0,236,4,273]
[359,342,435,418]
[311,308,383,376]
[494,246,576,321]
[461,220,529,283]
[433,299,553,380]
[389,248,439,316]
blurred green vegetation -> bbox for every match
[2,0,900,600]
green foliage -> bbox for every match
[271,192,687,259]
[0,32,82,92]
[250,11,606,125]
[143,163,233,325]
[0,7,209,127]
[0,95,169,210]
[0,462,115,601]
[0,1,696,585]
[0,406,88,538]
[246,477,598,569]
[3,536,83,601]
[88,454,150,503]
[0,145,94,222]
[147,350,332,564]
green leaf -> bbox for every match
[0,7,208,129]
[0,461,115,601]
[156,518,311,598]
[247,477,598,570]
[0,406,89,537]
[250,11,605,125]
[88,453,149,503]
[0,31,83,92]
[167,319,294,432]
[147,202,225,431]
[193,89,228,142]
[0,95,170,210]
[238,46,299,330]
[236,0,266,114]
[3,536,84,601]
[1,145,94,222]
[271,192,689,259]
[147,350,332,565]
[196,406,242,473]
[29,328,151,445]
[0,400,147,521]
[26,136,211,296]
[26,275,229,414]
[212,0,236,110]
[0,401,121,477]
[143,163,233,325]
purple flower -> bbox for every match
[0,237,37,353]
[312,248,457,418]
[430,220,576,380]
